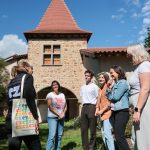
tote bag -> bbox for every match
[12,75,37,137]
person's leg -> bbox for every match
[55,118,64,150]
[114,111,130,150]
[88,105,97,150]
[81,106,89,150]
[23,135,42,150]
[103,119,115,150]
[8,134,22,150]
[46,117,58,150]
[101,121,107,148]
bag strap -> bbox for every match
[20,74,26,99]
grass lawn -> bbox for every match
[0,116,132,150]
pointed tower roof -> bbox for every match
[24,0,92,41]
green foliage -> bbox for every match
[144,27,150,48]
[0,58,9,102]
[0,85,6,101]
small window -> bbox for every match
[43,54,51,65]
[43,45,61,65]
[44,45,51,53]
[53,45,60,54]
[53,55,61,65]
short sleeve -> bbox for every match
[62,93,66,100]
[138,61,150,74]
[94,84,99,97]
[80,86,83,97]
[46,92,52,100]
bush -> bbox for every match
[0,85,6,100]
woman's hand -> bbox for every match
[59,112,65,119]
[133,112,141,123]
[95,108,100,116]
[95,109,103,116]
[107,79,114,89]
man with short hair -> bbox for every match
[80,70,99,150]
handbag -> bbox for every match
[12,75,37,137]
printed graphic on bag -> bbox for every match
[15,103,35,129]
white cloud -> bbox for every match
[143,11,150,16]
[117,8,127,13]
[143,18,150,25]
[132,0,140,6]
[111,14,123,20]
[0,34,28,58]
[138,35,145,41]
[142,1,150,13]
[138,0,150,42]
[139,27,147,35]
[131,12,141,18]
[125,0,140,6]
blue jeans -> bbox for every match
[46,117,64,150]
[101,119,115,150]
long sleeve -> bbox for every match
[23,74,38,120]
[107,80,128,102]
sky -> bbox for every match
[0,0,150,58]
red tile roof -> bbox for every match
[4,54,27,62]
[80,47,150,54]
[25,0,91,35]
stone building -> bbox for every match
[5,0,150,121]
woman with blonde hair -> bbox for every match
[6,59,42,150]
[127,44,150,150]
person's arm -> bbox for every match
[95,90,101,116]
[47,98,60,117]
[59,102,67,119]
[133,72,150,122]
[107,81,128,102]
[99,104,111,115]
[24,74,38,120]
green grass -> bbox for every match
[0,116,132,150]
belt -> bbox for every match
[83,103,96,106]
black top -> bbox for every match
[7,71,38,120]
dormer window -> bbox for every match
[43,45,61,65]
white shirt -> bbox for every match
[129,61,150,95]
[80,83,99,105]
[46,92,66,118]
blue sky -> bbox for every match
[0,0,150,58]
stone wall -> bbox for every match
[27,38,88,100]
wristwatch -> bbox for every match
[134,107,141,112]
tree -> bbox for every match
[144,27,150,48]
[0,58,9,101]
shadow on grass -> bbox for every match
[0,124,7,140]
[62,141,77,150]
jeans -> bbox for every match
[46,117,64,150]
[101,119,115,150]
[81,104,97,150]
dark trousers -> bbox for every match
[8,134,42,150]
[81,104,97,150]
[111,110,130,150]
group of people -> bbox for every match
[5,43,150,150]
[80,44,150,150]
